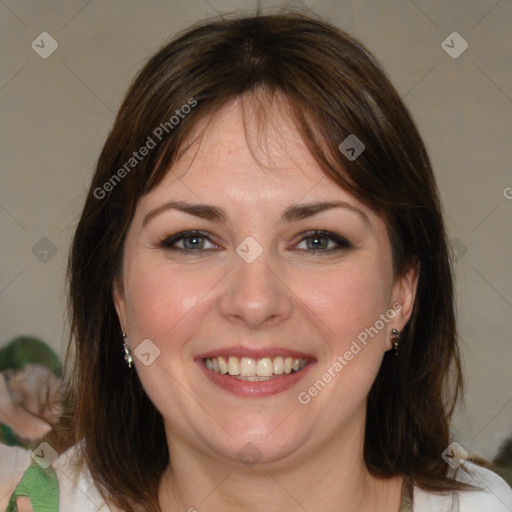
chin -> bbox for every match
[194,413,312,468]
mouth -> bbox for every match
[195,348,316,397]
[203,355,309,380]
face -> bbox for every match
[113,96,417,467]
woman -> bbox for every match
[3,11,511,512]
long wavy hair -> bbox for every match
[50,11,471,511]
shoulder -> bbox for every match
[454,461,512,511]
[414,461,512,512]
[53,442,112,511]
[0,441,113,512]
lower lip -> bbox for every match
[196,359,315,397]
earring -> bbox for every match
[122,332,133,368]
[391,329,400,356]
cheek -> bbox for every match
[122,261,215,411]
[294,259,392,348]
[299,260,393,409]
[125,267,192,339]
[123,256,222,356]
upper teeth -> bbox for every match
[204,356,308,376]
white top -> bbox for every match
[1,442,511,511]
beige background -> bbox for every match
[1,0,511,461]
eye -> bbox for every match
[294,230,351,253]
[159,230,220,253]
[158,229,350,255]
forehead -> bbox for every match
[176,96,321,182]
[147,96,349,208]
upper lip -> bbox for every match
[195,346,316,360]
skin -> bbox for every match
[113,95,418,511]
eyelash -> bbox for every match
[158,229,352,255]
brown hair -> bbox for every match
[54,11,473,511]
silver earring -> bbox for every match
[122,332,133,368]
[391,329,400,356]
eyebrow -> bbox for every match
[142,200,370,227]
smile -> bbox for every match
[203,356,309,380]
[196,348,316,397]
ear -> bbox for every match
[112,276,128,333]
[386,260,419,350]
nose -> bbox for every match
[218,247,294,329]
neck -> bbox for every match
[158,410,402,512]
